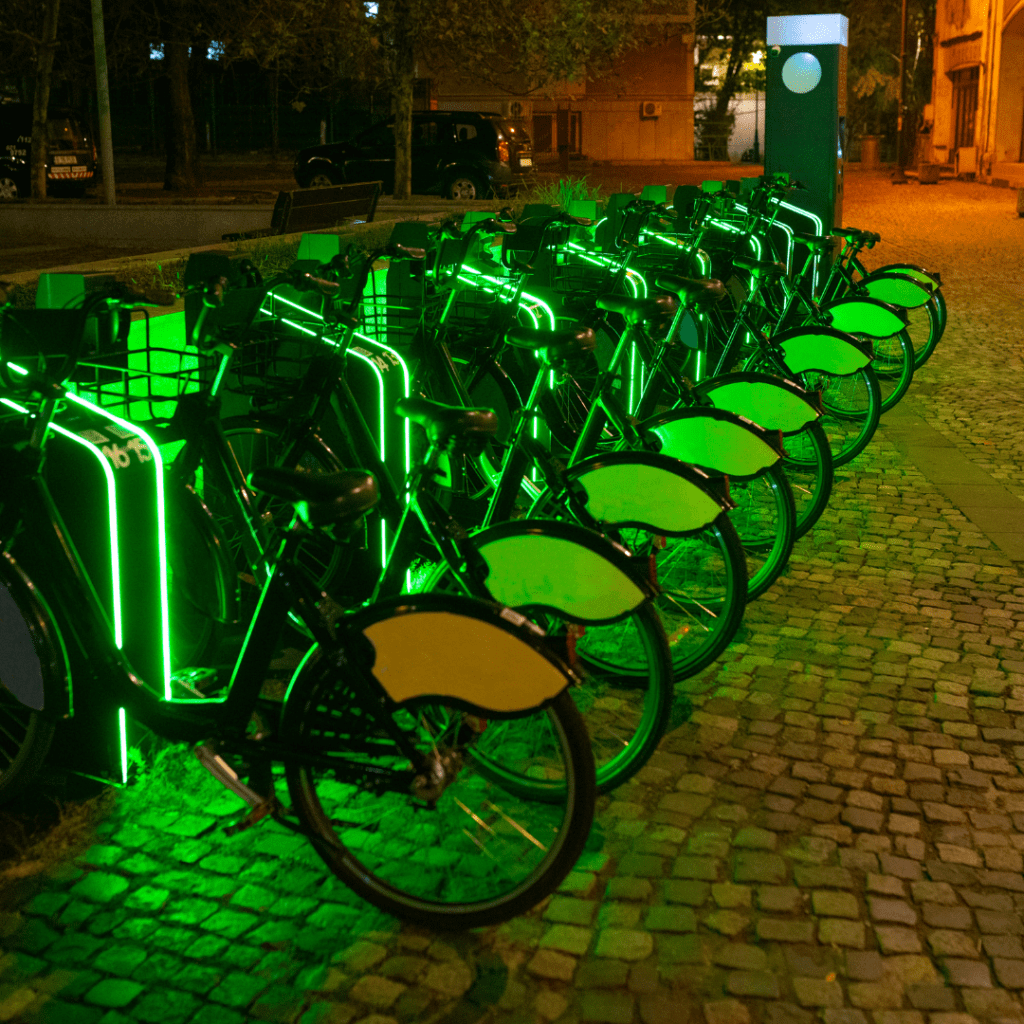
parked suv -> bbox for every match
[0,103,96,200]
[293,111,533,200]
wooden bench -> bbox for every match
[223,180,382,241]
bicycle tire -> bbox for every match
[281,648,595,929]
[729,463,797,602]
[616,513,748,681]
[904,296,943,370]
[781,420,834,540]
[849,258,945,368]
[421,559,673,796]
[800,366,882,467]
[0,557,61,803]
[208,416,353,597]
[872,328,915,414]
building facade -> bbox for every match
[931,0,1024,184]
[428,13,697,164]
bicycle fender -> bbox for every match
[0,552,71,718]
[772,326,873,376]
[564,451,730,536]
[474,519,650,625]
[864,263,941,291]
[354,598,577,716]
[693,371,821,435]
[642,407,782,479]
[858,273,933,310]
[821,297,908,338]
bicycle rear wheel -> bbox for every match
[619,513,748,680]
[781,421,834,539]
[871,328,915,414]
[800,366,882,467]
[281,658,595,929]
[729,464,796,601]
[421,560,672,795]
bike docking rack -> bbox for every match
[0,305,186,785]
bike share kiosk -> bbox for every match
[764,14,848,270]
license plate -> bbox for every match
[53,155,77,165]
[519,157,532,167]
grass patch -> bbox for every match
[526,175,604,210]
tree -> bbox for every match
[0,0,63,199]
[695,0,766,159]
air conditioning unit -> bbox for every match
[641,101,663,120]
[503,99,532,120]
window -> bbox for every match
[454,123,478,143]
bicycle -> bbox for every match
[0,289,598,929]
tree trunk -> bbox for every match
[391,0,415,200]
[270,63,280,161]
[164,38,200,190]
[30,0,61,201]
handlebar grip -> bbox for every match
[293,273,342,295]
[386,242,427,260]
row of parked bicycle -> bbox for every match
[0,172,944,930]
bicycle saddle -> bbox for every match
[653,274,726,309]
[595,293,678,325]
[394,396,499,447]
[505,326,596,367]
[731,256,787,280]
[834,227,881,246]
[791,232,836,254]
[249,468,380,527]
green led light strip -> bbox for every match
[118,706,129,784]
[458,266,557,330]
[48,420,123,649]
[65,392,172,698]
[354,331,412,483]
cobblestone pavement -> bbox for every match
[2,172,1024,1024]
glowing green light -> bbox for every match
[520,305,540,329]
[273,292,324,320]
[49,421,122,649]
[522,293,556,331]
[6,363,29,376]
[211,355,231,396]
[348,349,387,463]
[628,343,637,414]
[0,398,29,414]
[65,392,171,698]
[118,707,129,784]
[354,332,412,483]
[627,270,648,298]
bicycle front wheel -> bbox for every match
[282,666,595,930]
[211,416,352,596]
[801,366,882,467]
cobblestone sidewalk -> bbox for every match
[2,173,1024,1024]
